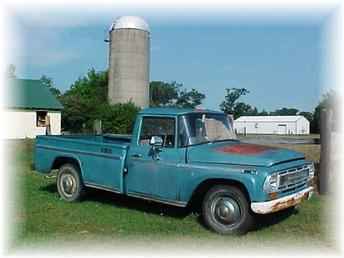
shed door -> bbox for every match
[277,124,287,135]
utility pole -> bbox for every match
[319,108,332,194]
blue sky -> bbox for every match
[9,8,332,112]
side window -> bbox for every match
[139,117,176,148]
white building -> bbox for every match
[234,116,310,135]
[4,79,63,139]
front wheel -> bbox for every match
[202,185,254,235]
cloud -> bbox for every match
[8,6,111,28]
[6,4,333,30]
[12,26,81,67]
[223,65,232,71]
[151,45,161,52]
[26,49,79,67]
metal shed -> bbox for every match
[234,116,310,135]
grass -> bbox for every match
[7,139,334,251]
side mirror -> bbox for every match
[149,136,163,147]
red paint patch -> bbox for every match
[216,144,276,155]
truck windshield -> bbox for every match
[179,113,237,147]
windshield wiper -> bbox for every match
[187,140,211,147]
[210,139,239,144]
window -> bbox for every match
[139,117,176,148]
[36,111,47,127]
[178,113,236,147]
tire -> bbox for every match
[57,163,86,202]
[202,185,254,235]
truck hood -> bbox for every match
[187,141,305,167]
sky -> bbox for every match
[7,7,334,112]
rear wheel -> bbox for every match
[202,185,253,235]
[57,163,85,202]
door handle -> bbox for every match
[131,153,143,158]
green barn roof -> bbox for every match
[5,79,63,110]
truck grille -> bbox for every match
[277,165,309,193]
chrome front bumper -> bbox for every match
[251,186,314,214]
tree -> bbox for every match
[298,111,313,123]
[150,81,180,107]
[149,81,205,108]
[312,90,338,133]
[96,102,140,134]
[7,64,16,78]
[59,68,140,133]
[60,93,94,132]
[232,102,257,119]
[67,69,108,103]
[40,75,61,97]
[251,107,258,116]
[258,109,269,116]
[219,88,250,115]
[60,69,108,132]
[175,88,206,108]
[270,107,299,116]
[60,70,205,133]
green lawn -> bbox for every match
[7,140,334,251]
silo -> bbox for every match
[107,16,150,107]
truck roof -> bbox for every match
[139,107,224,116]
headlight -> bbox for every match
[263,172,279,193]
[308,163,315,178]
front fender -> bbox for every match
[178,163,267,203]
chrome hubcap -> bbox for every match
[211,197,241,225]
[60,174,76,197]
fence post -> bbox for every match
[319,108,331,194]
[93,119,102,135]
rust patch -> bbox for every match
[270,192,309,213]
[216,143,277,155]
[251,188,313,214]
[269,192,278,200]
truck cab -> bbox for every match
[35,108,314,234]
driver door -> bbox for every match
[126,116,185,203]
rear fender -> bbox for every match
[51,154,85,178]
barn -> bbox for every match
[4,79,63,139]
[234,116,310,135]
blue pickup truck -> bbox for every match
[35,108,314,234]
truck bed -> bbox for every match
[35,134,132,193]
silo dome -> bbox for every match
[110,16,150,32]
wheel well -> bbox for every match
[51,157,81,172]
[188,178,251,211]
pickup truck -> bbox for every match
[35,108,314,234]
